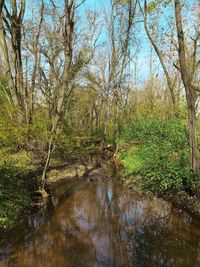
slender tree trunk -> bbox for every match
[113,86,120,141]
[0,0,4,14]
[28,1,44,124]
[188,100,198,170]
[174,0,198,170]
[41,0,76,187]
[141,0,177,115]
[10,2,25,110]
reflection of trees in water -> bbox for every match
[114,193,199,267]
[1,181,200,267]
[98,184,200,267]
[133,221,200,267]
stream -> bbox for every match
[0,174,200,267]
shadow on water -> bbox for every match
[0,177,200,267]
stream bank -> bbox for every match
[117,158,200,220]
[0,142,116,231]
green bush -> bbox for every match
[0,165,31,229]
[118,118,198,193]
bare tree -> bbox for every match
[25,0,44,124]
[107,0,138,140]
[0,0,4,14]
[41,0,76,186]
[2,0,26,112]
[139,0,177,114]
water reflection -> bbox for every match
[0,180,200,267]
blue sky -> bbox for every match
[23,0,160,84]
[79,0,155,84]
[24,0,198,85]
[78,0,198,85]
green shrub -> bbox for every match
[0,165,31,229]
[118,118,198,193]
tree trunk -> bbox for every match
[142,0,177,114]
[113,86,120,142]
[174,0,198,170]
[2,0,26,114]
[41,0,76,187]
[188,100,198,170]
[0,0,4,14]
[0,15,19,105]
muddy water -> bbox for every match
[0,179,200,267]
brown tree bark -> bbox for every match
[174,0,198,171]
[3,0,26,111]
[0,0,4,14]
[0,15,19,105]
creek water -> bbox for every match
[0,176,200,267]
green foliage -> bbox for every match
[193,199,200,210]
[118,118,198,194]
[146,1,158,13]
[0,165,31,229]
[146,0,172,13]
[118,145,144,174]
[0,106,51,163]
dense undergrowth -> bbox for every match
[0,149,39,229]
[0,166,31,229]
[118,118,199,195]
